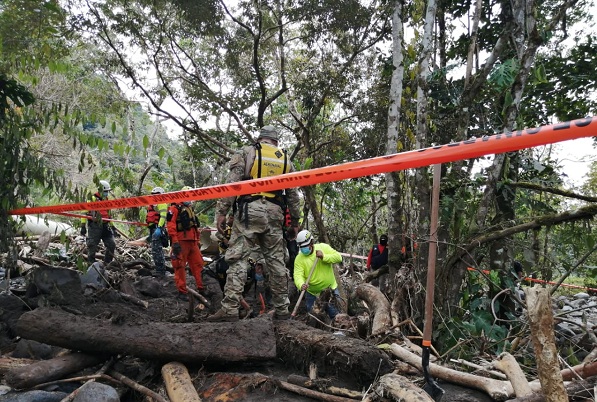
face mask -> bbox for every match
[380,238,388,246]
[300,246,311,255]
[102,191,109,198]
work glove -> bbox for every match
[172,242,182,256]
[152,227,162,240]
[80,225,87,236]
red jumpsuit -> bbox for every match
[167,203,205,294]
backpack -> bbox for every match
[175,204,199,232]
[245,143,289,198]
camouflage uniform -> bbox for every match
[213,127,301,319]
[82,192,116,264]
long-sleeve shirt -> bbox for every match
[294,243,342,296]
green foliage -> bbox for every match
[521,36,597,125]
[437,270,514,359]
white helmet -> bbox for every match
[99,180,111,192]
[296,230,313,247]
[151,186,165,194]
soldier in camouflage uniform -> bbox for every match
[207,125,301,322]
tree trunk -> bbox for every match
[275,320,393,387]
[385,0,406,303]
[356,283,392,335]
[15,308,277,364]
[303,185,330,244]
[524,286,567,402]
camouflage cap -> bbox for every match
[258,125,279,141]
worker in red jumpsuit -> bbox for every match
[167,186,205,300]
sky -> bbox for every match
[554,137,596,187]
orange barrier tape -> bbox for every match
[467,267,597,293]
[9,117,597,216]
[55,212,149,227]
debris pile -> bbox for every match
[1,232,596,401]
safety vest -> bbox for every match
[249,143,288,198]
[146,205,159,225]
[146,204,167,227]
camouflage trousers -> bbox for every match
[220,198,289,316]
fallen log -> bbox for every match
[450,358,508,380]
[524,286,567,401]
[276,379,361,402]
[355,283,392,336]
[118,291,149,309]
[561,360,597,381]
[388,343,515,401]
[16,308,276,364]
[188,288,211,308]
[286,374,363,399]
[4,352,105,389]
[161,362,200,402]
[120,259,153,270]
[275,320,393,387]
[365,372,435,402]
[505,376,597,402]
[0,357,38,376]
[493,352,532,397]
[363,266,388,282]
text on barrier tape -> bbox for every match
[467,267,597,293]
[9,117,597,216]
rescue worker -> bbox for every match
[293,230,342,320]
[367,234,388,270]
[146,186,168,277]
[80,180,117,264]
[166,186,205,300]
[207,125,301,322]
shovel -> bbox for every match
[290,256,319,319]
[421,164,445,401]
